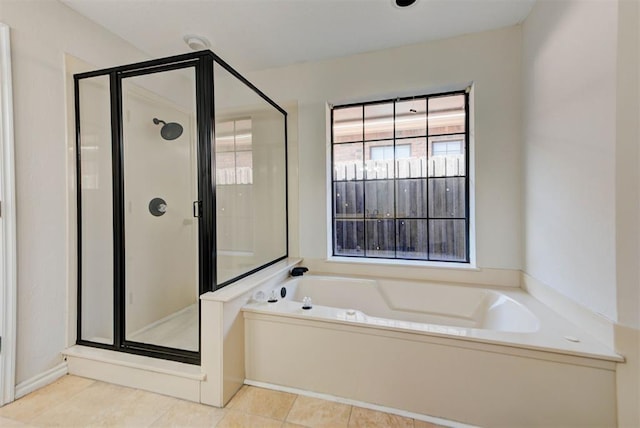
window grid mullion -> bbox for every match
[361,105,366,257]
[425,95,431,261]
[393,101,397,259]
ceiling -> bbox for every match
[62,0,536,72]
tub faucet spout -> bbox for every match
[291,266,308,277]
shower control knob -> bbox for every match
[149,198,167,216]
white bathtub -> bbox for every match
[268,275,540,332]
[243,275,622,427]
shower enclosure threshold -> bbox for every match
[127,304,199,352]
[64,345,205,402]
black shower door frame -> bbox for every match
[75,52,214,365]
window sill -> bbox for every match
[326,256,479,271]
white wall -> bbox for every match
[248,25,523,271]
[614,0,640,330]
[121,82,198,337]
[0,0,147,384]
[522,0,618,322]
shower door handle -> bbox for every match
[193,201,202,218]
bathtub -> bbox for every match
[243,275,621,427]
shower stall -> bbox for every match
[74,51,288,364]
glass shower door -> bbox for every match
[121,66,199,353]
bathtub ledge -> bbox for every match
[201,258,302,303]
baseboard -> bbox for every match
[521,272,615,348]
[15,361,68,399]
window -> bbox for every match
[215,118,252,185]
[215,118,254,253]
[431,140,463,156]
[370,144,411,161]
[331,92,469,262]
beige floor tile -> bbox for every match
[414,420,448,428]
[91,388,180,426]
[29,380,178,427]
[0,416,35,427]
[0,375,94,422]
[348,407,413,428]
[216,410,283,428]
[150,399,226,427]
[282,423,307,428]
[224,385,248,410]
[286,396,351,428]
[227,386,295,420]
[28,381,136,426]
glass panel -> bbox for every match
[428,94,465,135]
[333,106,362,143]
[215,152,236,184]
[365,180,394,219]
[78,75,114,345]
[121,67,199,352]
[396,137,426,179]
[235,151,253,184]
[428,219,467,261]
[396,219,429,259]
[364,102,393,141]
[366,219,395,257]
[428,177,466,218]
[334,220,364,256]
[217,185,253,253]
[365,140,395,179]
[334,181,364,218]
[333,142,363,181]
[428,136,466,177]
[235,118,253,151]
[395,99,426,138]
[396,179,427,218]
[214,62,287,285]
[214,120,235,152]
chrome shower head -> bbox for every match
[153,118,183,141]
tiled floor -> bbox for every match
[0,375,447,427]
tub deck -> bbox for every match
[243,276,621,363]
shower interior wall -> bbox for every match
[121,77,198,338]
